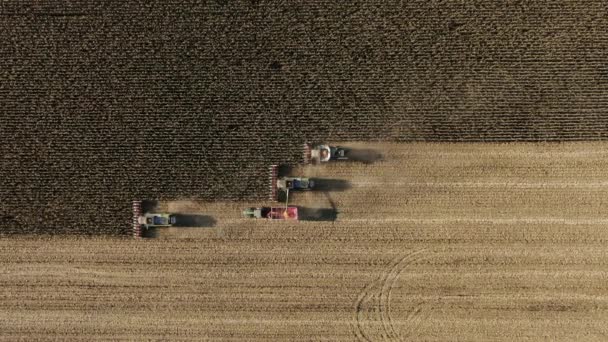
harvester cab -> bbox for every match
[278,177,314,190]
[304,143,349,164]
[269,165,315,200]
[138,213,176,227]
[243,207,268,219]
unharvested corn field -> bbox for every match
[1,0,608,340]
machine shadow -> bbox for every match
[142,214,217,238]
[142,228,160,238]
[276,179,351,202]
[172,214,217,227]
[297,207,338,222]
[346,148,384,164]
[310,178,352,192]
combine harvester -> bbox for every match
[303,143,349,164]
[269,164,314,200]
[249,167,300,220]
[132,200,177,238]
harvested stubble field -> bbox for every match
[1,142,608,341]
[1,0,608,340]
[1,0,608,235]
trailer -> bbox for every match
[242,206,299,220]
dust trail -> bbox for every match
[310,178,351,192]
[296,192,339,222]
[346,148,384,164]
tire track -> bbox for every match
[354,281,377,342]
[354,181,608,188]
[354,254,403,341]
[400,304,432,341]
[383,250,428,340]
[353,249,428,341]
[342,218,608,225]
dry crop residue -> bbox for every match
[1,142,608,340]
[353,249,429,341]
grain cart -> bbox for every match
[269,165,314,200]
[242,206,299,220]
[303,143,349,164]
[132,201,177,238]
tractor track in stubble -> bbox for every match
[353,181,608,189]
[353,249,428,341]
[384,250,429,340]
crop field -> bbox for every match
[1,142,608,340]
[1,0,608,235]
[1,0,608,340]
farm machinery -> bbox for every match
[303,143,349,164]
[242,206,299,220]
[132,201,177,238]
[269,164,314,200]
[247,165,303,220]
